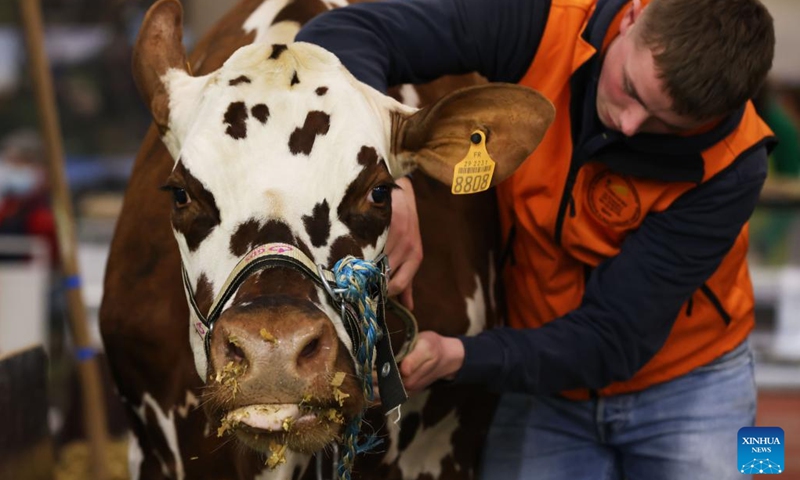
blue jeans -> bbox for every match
[480,341,756,480]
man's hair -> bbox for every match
[637,0,775,120]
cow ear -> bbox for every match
[132,0,190,139]
[389,84,555,187]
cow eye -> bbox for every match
[368,185,392,205]
[173,188,190,207]
[160,185,192,208]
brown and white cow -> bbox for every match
[99,0,553,479]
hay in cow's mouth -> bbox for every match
[219,401,347,456]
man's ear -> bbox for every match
[389,84,555,187]
[620,0,644,35]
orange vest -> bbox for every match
[497,0,773,398]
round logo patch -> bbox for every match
[587,171,641,227]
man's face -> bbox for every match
[596,5,706,136]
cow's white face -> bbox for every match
[133,0,553,462]
[161,42,409,380]
[156,42,416,456]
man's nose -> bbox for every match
[619,106,648,137]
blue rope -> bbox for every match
[332,256,385,480]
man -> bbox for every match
[298,0,775,478]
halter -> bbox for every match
[180,243,417,477]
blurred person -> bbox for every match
[0,129,57,263]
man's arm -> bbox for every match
[298,0,550,306]
[296,0,551,91]
[403,146,768,394]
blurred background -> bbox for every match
[0,0,798,478]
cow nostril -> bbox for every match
[299,337,320,360]
[226,339,247,365]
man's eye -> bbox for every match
[623,78,633,96]
[368,185,392,205]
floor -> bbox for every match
[757,390,800,479]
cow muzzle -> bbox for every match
[182,243,412,462]
[205,297,361,455]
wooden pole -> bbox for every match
[17,1,109,478]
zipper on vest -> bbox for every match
[699,284,732,325]
[556,131,608,245]
[500,221,517,268]
[555,165,581,246]
[685,295,694,317]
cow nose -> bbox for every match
[209,310,339,384]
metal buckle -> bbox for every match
[316,263,347,302]
[316,263,351,339]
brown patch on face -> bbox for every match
[228,75,251,86]
[315,87,328,96]
[223,101,249,139]
[288,111,330,155]
[302,201,331,248]
[169,162,221,252]
[357,145,378,166]
[336,155,393,248]
[228,218,314,262]
[229,219,260,257]
[250,104,269,124]
[269,44,287,60]
[290,71,300,86]
[232,269,320,307]
[194,273,213,317]
[327,236,364,269]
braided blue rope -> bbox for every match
[332,256,385,480]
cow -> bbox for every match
[99,0,553,479]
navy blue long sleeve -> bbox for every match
[296,0,550,91]
[456,146,768,393]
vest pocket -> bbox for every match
[699,284,732,325]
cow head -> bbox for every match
[132,0,553,460]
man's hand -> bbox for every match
[386,176,422,309]
[399,331,465,395]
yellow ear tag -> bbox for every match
[451,130,495,195]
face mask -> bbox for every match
[0,164,40,197]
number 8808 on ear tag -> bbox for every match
[451,130,496,195]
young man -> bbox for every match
[298,0,775,478]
